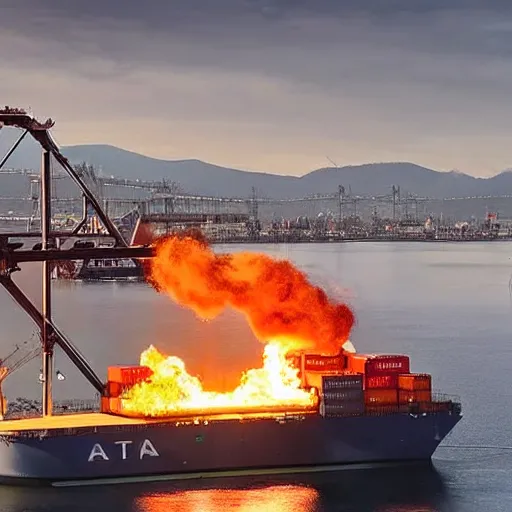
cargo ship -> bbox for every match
[0,107,462,487]
[0,351,461,486]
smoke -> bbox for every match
[146,233,355,354]
[342,340,356,353]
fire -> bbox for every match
[121,342,316,417]
[120,234,355,417]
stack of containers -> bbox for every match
[398,373,432,408]
[348,354,410,408]
[320,373,364,417]
[102,365,153,414]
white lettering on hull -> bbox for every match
[88,439,159,462]
[88,444,109,462]
[114,440,133,460]
[140,439,159,459]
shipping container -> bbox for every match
[364,388,398,405]
[304,372,329,390]
[100,396,110,413]
[322,389,364,402]
[302,371,362,391]
[303,371,320,390]
[348,354,410,376]
[107,397,122,414]
[322,373,363,391]
[304,354,344,372]
[321,401,365,416]
[106,381,125,397]
[365,374,398,389]
[107,379,148,398]
[399,390,432,404]
[107,365,153,386]
[398,373,432,391]
[286,351,347,373]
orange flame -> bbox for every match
[122,342,316,417]
[147,234,354,354]
[121,234,354,417]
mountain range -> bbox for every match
[1,129,511,199]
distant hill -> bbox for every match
[2,129,512,199]
[56,145,512,199]
[63,145,297,199]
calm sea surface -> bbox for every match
[0,241,511,511]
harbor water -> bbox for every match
[0,241,511,511]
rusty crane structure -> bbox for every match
[0,107,154,417]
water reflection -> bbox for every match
[136,485,319,512]
[133,463,448,512]
[0,462,449,512]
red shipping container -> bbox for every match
[398,373,432,391]
[100,396,110,413]
[365,374,398,389]
[304,354,344,372]
[107,381,123,397]
[286,351,345,371]
[364,389,398,405]
[107,365,153,386]
[349,354,410,376]
[399,390,432,404]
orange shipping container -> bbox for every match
[304,371,334,390]
[399,390,432,404]
[108,397,123,414]
[364,389,398,405]
[398,373,432,391]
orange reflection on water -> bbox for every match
[136,485,319,512]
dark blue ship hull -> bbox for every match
[0,410,461,486]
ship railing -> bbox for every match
[5,397,100,420]
[432,391,462,415]
[53,398,100,413]
[432,392,461,404]
[363,392,462,417]
[364,403,460,417]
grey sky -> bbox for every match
[1,1,512,176]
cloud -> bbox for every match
[4,1,512,66]
[1,1,512,176]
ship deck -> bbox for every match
[0,413,145,432]
[0,410,316,433]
